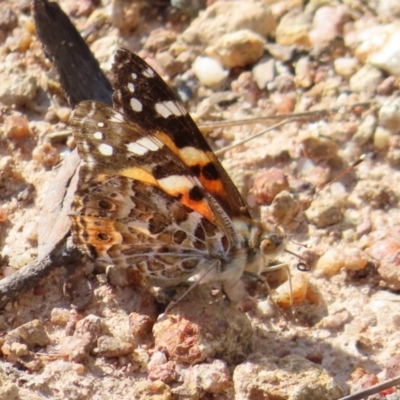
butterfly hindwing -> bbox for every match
[70,173,229,286]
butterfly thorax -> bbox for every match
[232,218,284,273]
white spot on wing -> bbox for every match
[131,73,137,80]
[109,112,125,123]
[126,136,163,155]
[143,67,155,78]
[126,142,148,156]
[81,140,90,153]
[93,131,103,140]
[97,122,105,128]
[98,143,113,156]
[127,82,135,93]
[85,154,96,166]
[158,175,194,193]
[137,136,163,151]
[179,146,208,165]
[155,101,186,118]
[130,98,143,112]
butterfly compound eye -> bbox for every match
[260,233,284,255]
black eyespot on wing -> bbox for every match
[189,186,204,202]
[202,162,220,180]
[97,232,109,241]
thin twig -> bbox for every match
[198,102,372,130]
[0,240,84,309]
[338,375,400,400]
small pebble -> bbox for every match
[349,64,384,97]
[206,29,266,69]
[377,76,397,95]
[181,1,276,46]
[379,97,400,134]
[148,361,177,383]
[4,114,32,140]
[369,30,400,76]
[55,107,72,123]
[301,136,338,162]
[275,11,312,47]
[0,71,37,106]
[318,310,352,330]
[369,238,400,290]
[374,126,391,150]
[96,335,133,358]
[353,114,377,146]
[388,135,400,167]
[32,142,60,168]
[50,308,71,325]
[334,57,360,79]
[274,273,309,308]
[305,197,343,228]
[315,246,368,276]
[192,56,227,90]
[68,0,97,17]
[252,168,289,205]
[270,93,295,113]
[294,56,315,89]
[308,6,348,46]
[110,0,141,31]
[270,190,297,222]
[234,355,343,399]
[0,4,17,31]
[129,312,155,339]
[144,28,177,52]
[188,360,232,394]
[11,342,28,357]
[252,57,275,90]
[6,28,32,52]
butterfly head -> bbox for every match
[232,219,285,275]
[259,230,285,257]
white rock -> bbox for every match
[374,127,391,150]
[334,57,360,78]
[349,64,383,96]
[206,29,266,69]
[369,31,400,76]
[252,57,275,89]
[192,56,228,90]
[182,1,276,46]
[379,98,400,134]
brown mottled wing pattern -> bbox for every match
[70,174,228,286]
[111,48,251,220]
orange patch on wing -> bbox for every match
[154,131,180,156]
[118,167,158,185]
[201,177,226,199]
[180,191,215,222]
[71,215,122,251]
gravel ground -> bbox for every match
[1,0,400,399]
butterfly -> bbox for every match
[69,48,284,302]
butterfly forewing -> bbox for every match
[111,48,251,220]
[71,100,240,234]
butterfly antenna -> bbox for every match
[284,248,312,272]
[215,119,291,157]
